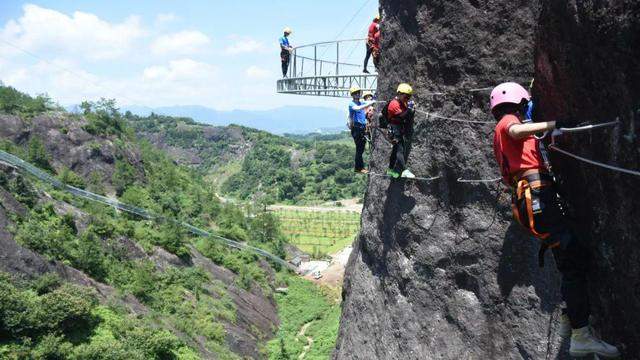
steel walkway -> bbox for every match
[277,39,377,98]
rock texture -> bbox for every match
[334,1,572,359]
[534,0,640,355]
[337,1,640,358]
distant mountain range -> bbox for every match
[68,104,348,135]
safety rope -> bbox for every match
[548,145,640,178]
[457,177,502,183]
[368,172,442,182]
[558,120,620,133]
[0,149,295,270]
[423,86,494,96]
[416,109,495,125]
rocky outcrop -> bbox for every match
[0,113,143,193]
[337,1,639,359]
[335,1,571,359]
[0,114,279,359]
[534,0,640,355]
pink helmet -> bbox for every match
[490,82,530,110]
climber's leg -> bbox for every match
[552,230,590,329]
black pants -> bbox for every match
[364,43,372,70]
[388,124,407,173]
[516,184,591,329]
[281,50,290,77]
[352,126,367,170]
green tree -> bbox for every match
[27,137,53,172]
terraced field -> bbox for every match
[272,209,361,257]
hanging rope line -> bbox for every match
[416,109,495,124]
[457,177,502,183]
[319,0,373,59]
[368,172,442,182]
[548,145,640,178]
[0,149,295,270]
[422,86,494,96]
[558,120,620,133]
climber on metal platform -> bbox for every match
[348,86,375,174]
[363,15,381,74]
[280,27,294,78]
[489,82,620,359]
[384,83,416,179]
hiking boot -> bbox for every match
[363,68,370,74]
[570,326,620,358]
[386,169,400,179]
[401,169,416,179]
[355,169,369,174]
[559,313,571,338]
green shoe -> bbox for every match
[386,169,400,179]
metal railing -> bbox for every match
[278,39,378,97]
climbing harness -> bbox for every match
[0,149,295,271]
[510,170,560,267]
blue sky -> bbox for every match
[0,0,378,110]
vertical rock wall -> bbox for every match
[334,0,572,359]
[336,0,640,358]
[535,0,640,355]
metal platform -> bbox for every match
[276,39,378,98]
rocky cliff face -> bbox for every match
[336,0,639,358]
[534,0,640,355]
[0,115,279,359]
[335,1,568,359]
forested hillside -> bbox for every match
[129,113,367,204]
[0,85,293,359]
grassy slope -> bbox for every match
[267,277,341,359]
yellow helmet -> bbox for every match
[362,91,374,99]
[397,83,413,95]
[283,27,292,34]
[349,86,362,95]
[375,14,381,21]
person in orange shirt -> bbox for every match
[490,82,620,359]
[363,15,380,74]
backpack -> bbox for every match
[378,101,391,129]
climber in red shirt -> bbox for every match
[490,82,620,358]
[371,26,381,70]
[363,15,380,74]
[385,83,415,179]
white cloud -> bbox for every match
[150,30,211,55]
[143,59,218,82]
[155,13,178,25]
[245,65,272,79]
[224,36,267,55]
[0,4,145,61]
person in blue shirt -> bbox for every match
[280,28,293,77]
[348,86,375,173]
